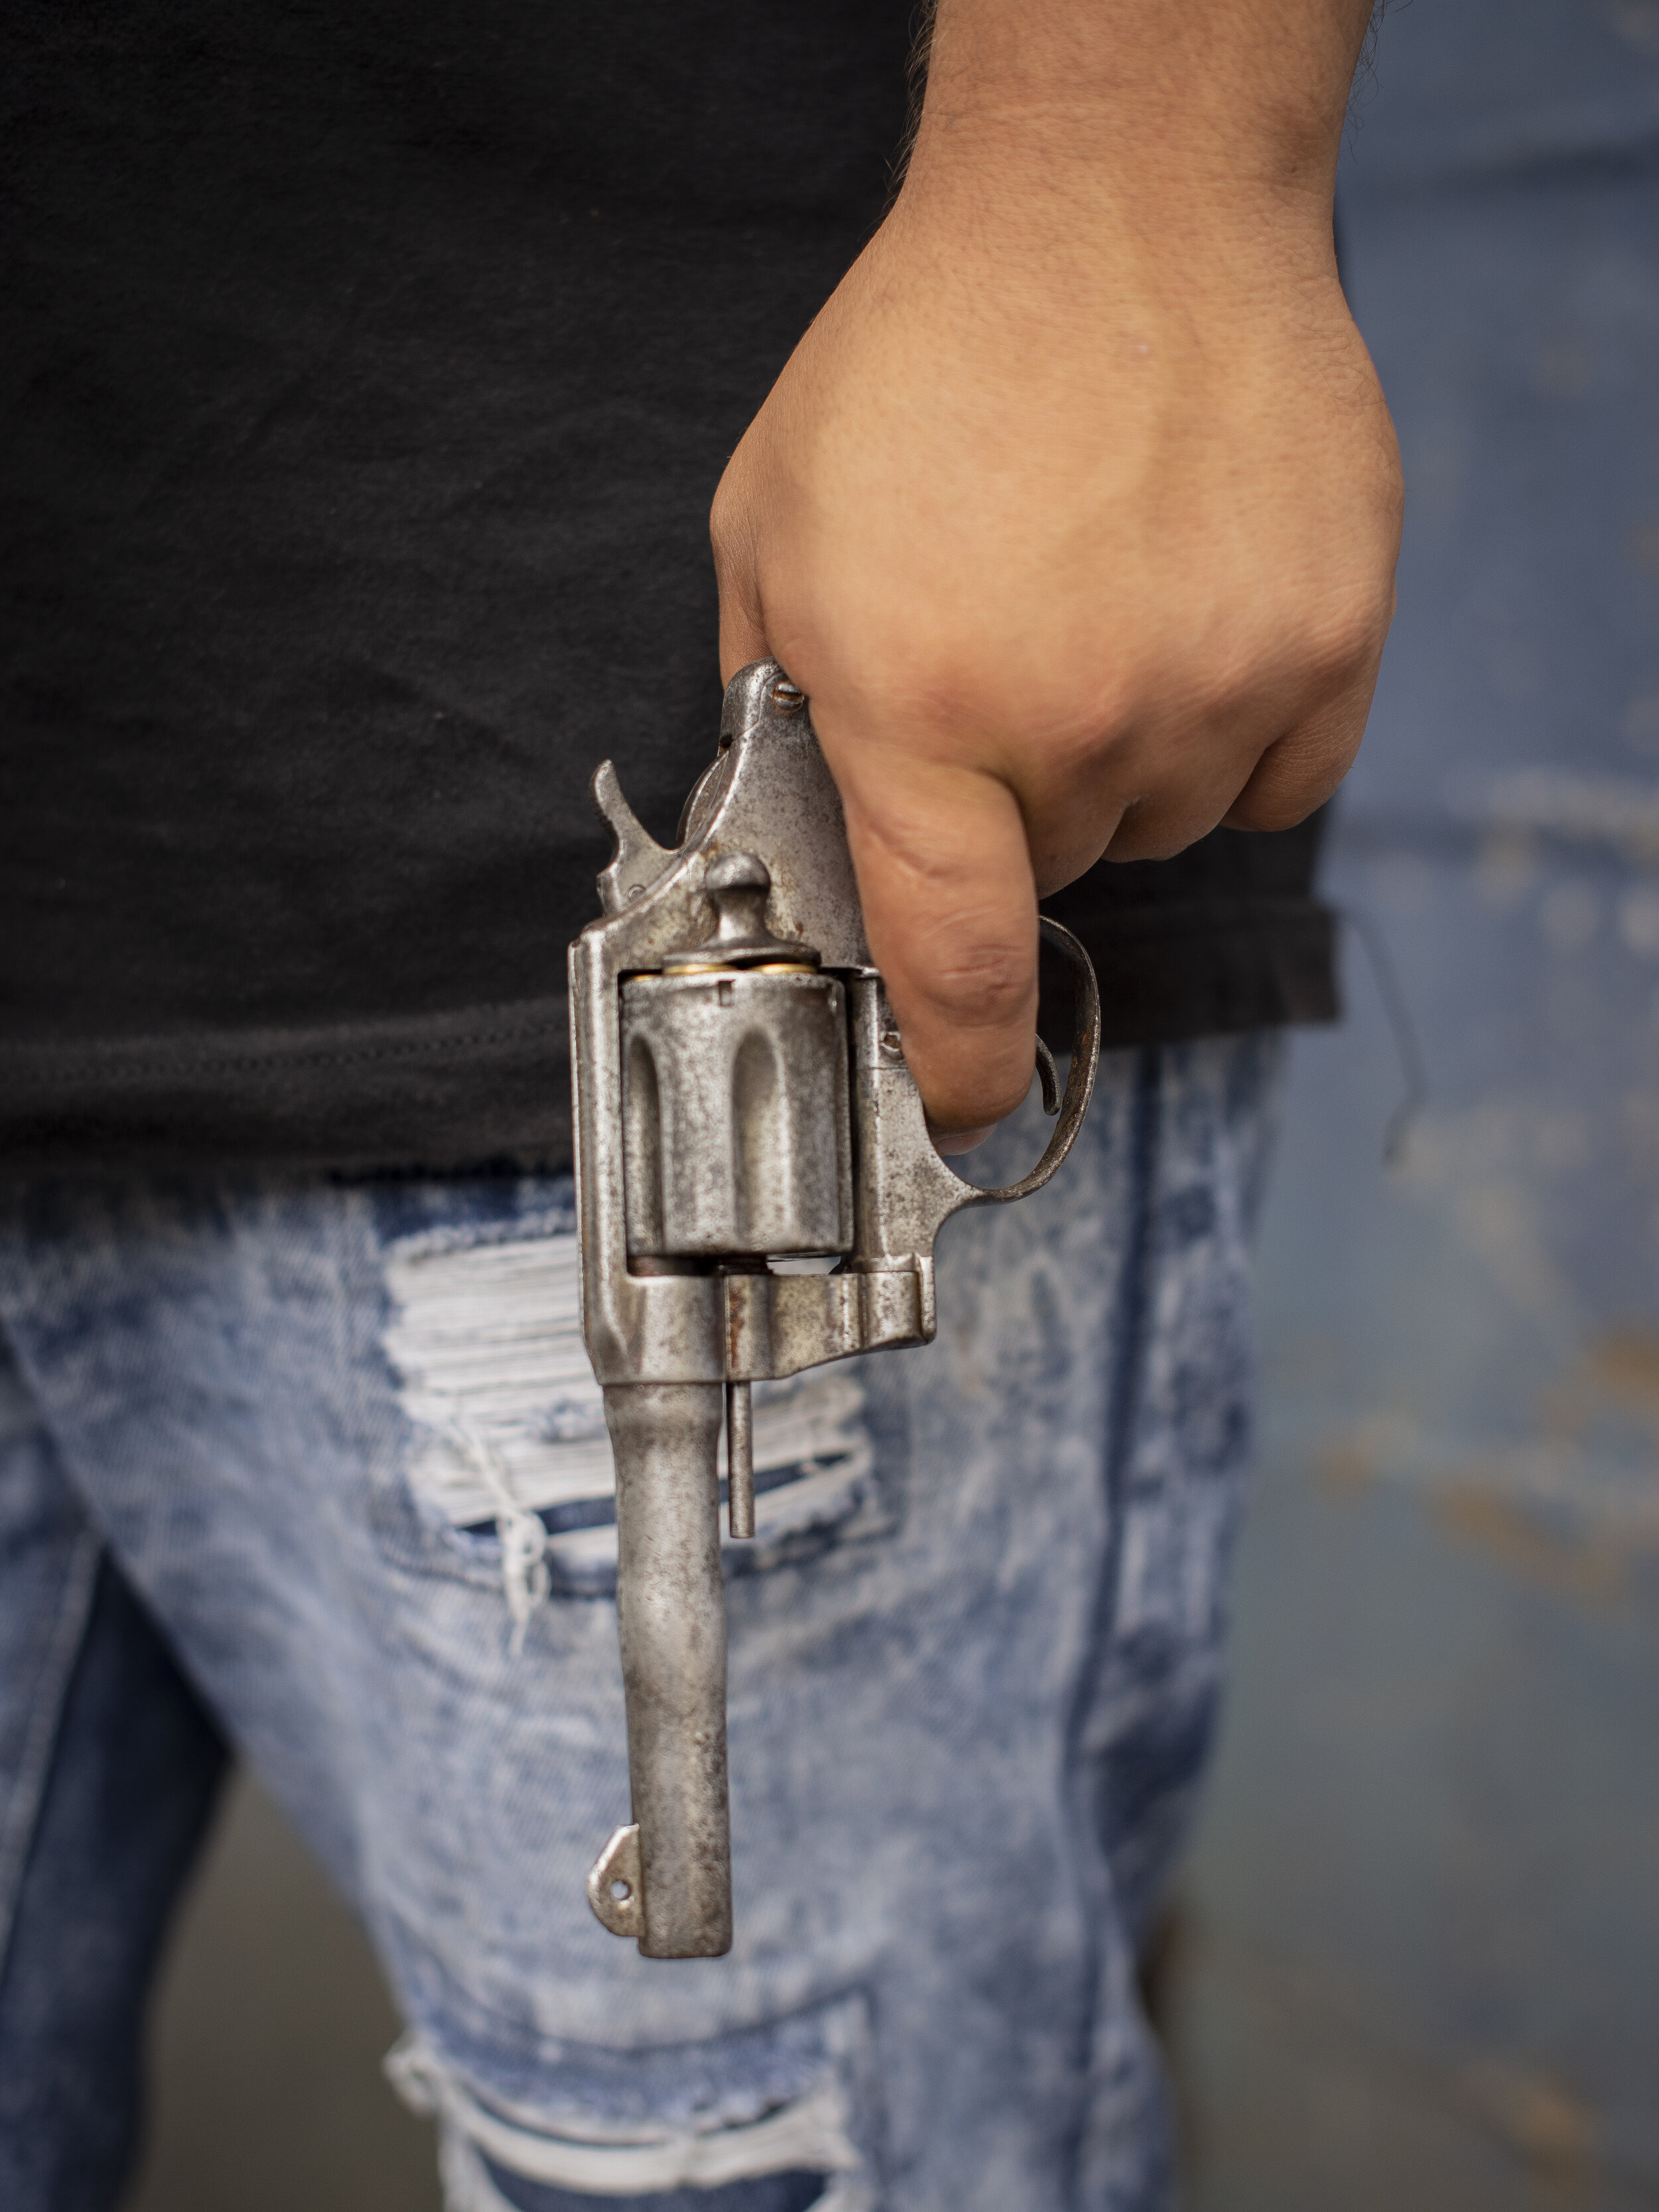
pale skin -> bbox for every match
[713,0,1402,1144]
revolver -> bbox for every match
[571,660,1100,1958]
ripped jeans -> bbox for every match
[0,1036,1279,2212]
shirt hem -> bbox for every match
[0,905,1339,1172]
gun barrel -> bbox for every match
[603,1381,732,1957]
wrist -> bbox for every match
[904,0,1372,239]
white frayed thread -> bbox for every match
[441,1421,549,1654]
[431,2132,871,2212]
[387,2032,871,2207]
[384,1233,612,1526]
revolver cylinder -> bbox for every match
[620,966,853,1263]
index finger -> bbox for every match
[810,725,1043,1140]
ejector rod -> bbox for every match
[602,1381,733,1958]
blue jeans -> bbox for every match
[0,1036,1279,2212]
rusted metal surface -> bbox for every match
[725,1379,755,1540]
[620,963,852,1261]
[569,660,1102,1956]
[603,1380,731,1960]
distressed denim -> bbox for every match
[0,1036,1279,2212]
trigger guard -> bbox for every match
[955,917,1102,1209]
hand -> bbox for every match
[712,0,1402,1142]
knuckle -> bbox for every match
[708,494,741,572]
[707,473,758,578]
[1315,590,1392,687]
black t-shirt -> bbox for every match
[0,0,1335,1171]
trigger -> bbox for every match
[1035,1037,1060,1116]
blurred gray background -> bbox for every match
[122,1773,437,2212]
[122,2,1659,2207]
[1165,3,1659,2200]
